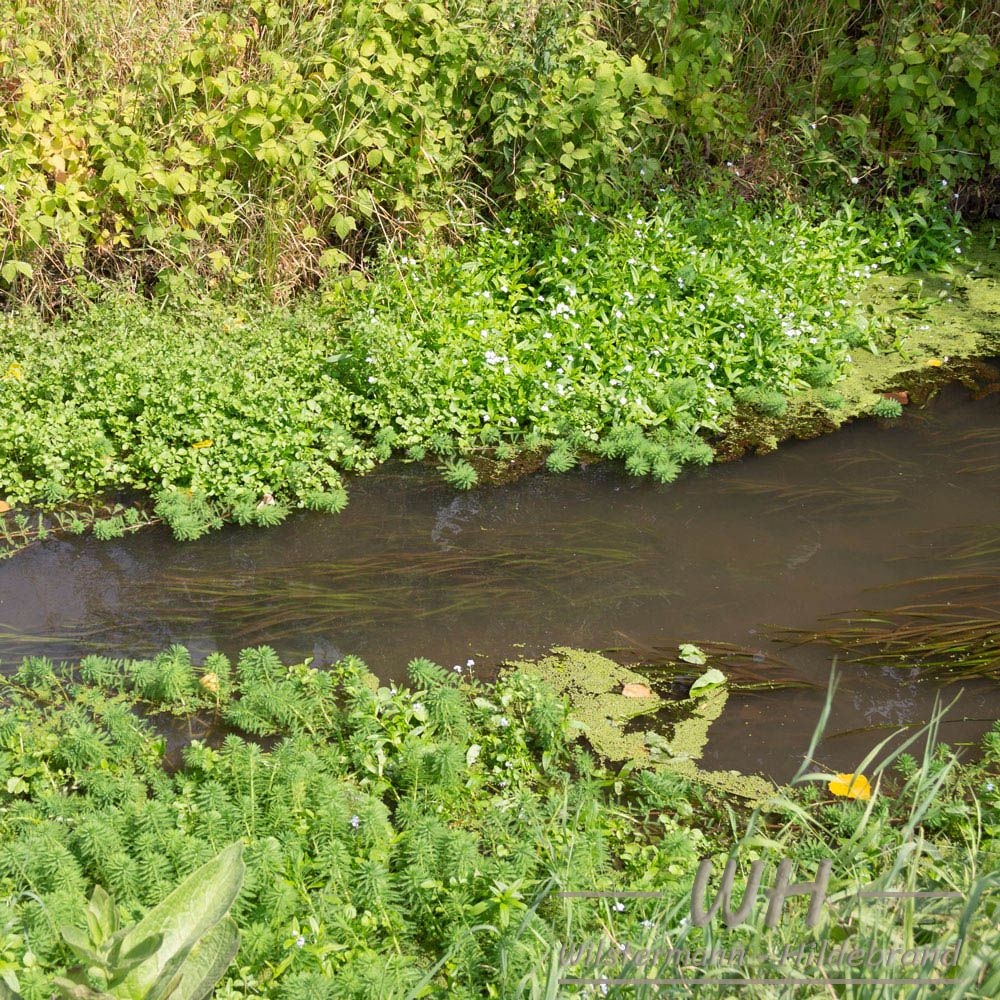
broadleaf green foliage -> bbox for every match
[0,0,664,307]
[0,0,994,307]
[0,193,962,537]
[47,845,243,1000]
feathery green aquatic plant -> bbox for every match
[1,645,1000,996]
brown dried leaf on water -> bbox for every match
[621,682,653,698]
[0,500,11,514]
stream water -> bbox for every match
[1,383,998,782]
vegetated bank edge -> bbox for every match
[3,201,996,553]
[1,641,1000,998]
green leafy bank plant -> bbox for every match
[1,845,243,1000]
[0,193,963,540]
[1,644,1000,996]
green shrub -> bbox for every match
[0,1,993,308]
[0,0,665,308]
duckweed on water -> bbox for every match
[508,647,666,762]
[508,647,772,801]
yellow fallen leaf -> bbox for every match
[925,359,944,368]
[0,500,11,514]
[200,672,220,695]
[829,772,872,800]
[192,439,214,449]
[622,682,653,698]
[2,362,24,381]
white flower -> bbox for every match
[367,375,377,383]
[613,901,625,912]
[350,814,360,829]
[466,658,475,667]
[296,935,306,948]
[851,176,860,185]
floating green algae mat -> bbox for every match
[716,228,1000,460]
[508,647,773,802]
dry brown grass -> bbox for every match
[34,0,215,88]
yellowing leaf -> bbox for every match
[2,361,24,381]
[621,682,653,698]
[192,439,214,449]
[925,358,944,367]
[0,500,11,514]
[829,772,872,800]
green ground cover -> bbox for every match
[0,193,968,541]
[0,645,998,998]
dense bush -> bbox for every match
[0,0,995,307]
[0,0,665,307]
[610,0,1000,192]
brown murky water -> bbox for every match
[1,384,997,781]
